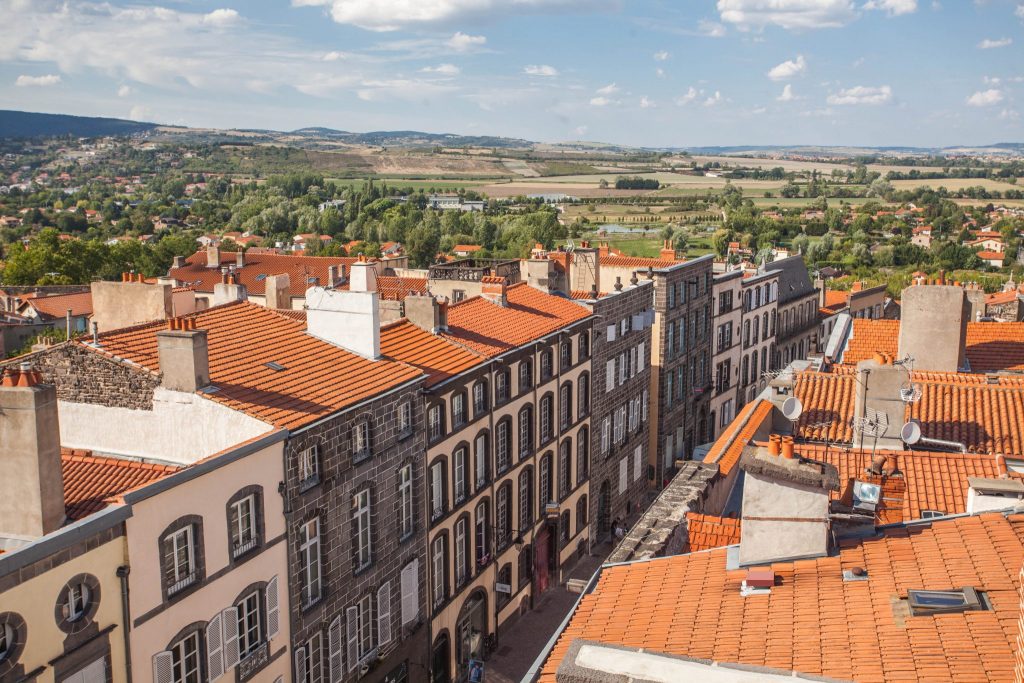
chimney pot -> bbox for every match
[236,250,245,268]
[767,435,781,456]
[781,436,795,460]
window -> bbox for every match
[642,389,648,422]
[299,518,321,607]
[921,510,946,519]
[169,632,201,683]
[559,383,572,429]
[475,500,490,566]
[399,464,414,539]
[665,373,673,409]
[398,400,412,436]
[613,405,625,444]
[577,428,589,484]
[299,633,322,683]
[430,461,446,521]
[666,324,674,358]
[165,526,196,595]
[541,349,553,380]
[496,484,512,550]
[354,489,372,570]
[496,370,510,404]
[519,359,533,392]
[540,394,553,443]
[578,373,589,416]
[431,536,448,607]
[357,595,374,661]
[578,331,590,359]
[558,440,571,498]
[518,546,532,589]
[429,404,445,442]
[496,564,513,609]
[576,496,588,534]
[539,453,552,508]
[454,517,468,586]
[496,420,511,474]
[559,511,570,546]
[519,469,534,532]
[452,392,467,428]
[600,417,610,456]
[352,421,371,461]
[0,623,13,663]
[473,381,489,415]
[453,447,467,503]
[299,445,320,490]
[907,587,988,616]
[236,590,262,659]
[230,494,258,557]
[64,582,90,622]
[560,340,572,369]
[519,406,534,458]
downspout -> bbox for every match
[116,565,133,683]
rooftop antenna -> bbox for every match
[852,407,889,460]
[781,396,804,435]
[900,420,922,446]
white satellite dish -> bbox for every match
[781,396,804,421]
[901,420,922,445]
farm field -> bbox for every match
[689,155,954,177]
[328,178,494,191]
[888,178,1022,192]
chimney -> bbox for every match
[525,258,556,295]
[349,256,378,293]
[481,275,507,307]
[851,281,863,293]
[157,318,211,392]
[264,274,291,310]
[213,273,248,305]
[327,264,344,288]
[172,255,186,269]
[405,294,448,334]
[206,244,221,269]
[897,283,969,372]
[306,286,380,360]
[236,250,245,268]
[852,354,910,450]
[571,245,600,294]
[0,364,65,543]
[598,242,609,258]
[659,240,676,261]
[738,440,839,566]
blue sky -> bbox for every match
[1,0,1022,147]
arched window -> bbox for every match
[474,432,489,489]
[540,348,554,381]
[560,339,572,370]
[431,534,448,607]
[559,382,572,430]
[518,406,533,459]
[576,496,588,534]
[743,319,750,347]
[496,368,511,404]
[496,483,512,551]
[741,355,749,386]
[752,316,759,344]
[453,446,468,504]
[495,419,512,474]
[770,309,777,336]
[451,390,467,428]
[539,394,554,443]
[454,516,469,587]
[539,453,553,512]
[578,330,590,360]
[519,358,533,393]
[577,427,589,485]
[473,379,489,416]
[518,545,533,589]
[578,372,590,416]
[475,499,491,567]
[558,439,572,499]
[518,468,534,532]
[429,458,447,522]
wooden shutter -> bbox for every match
[606,324,615,342]
[207,611,225,681]
[638,342,645,368]
[346,606,359,671]
[377,581,392,646]
[605,360,615,393]
[618,458,627,495]
[221,607,240,669]
[266,575,280,639]
[400,559,419,626]
[294,645,307,683]
[152,651,173,683]
[328,616,344,683]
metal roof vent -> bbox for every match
[843,566,869,582]
[265,361,286,371]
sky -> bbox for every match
[1,0,1023,148]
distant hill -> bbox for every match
[0,110,157,139]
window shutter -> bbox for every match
[346,606,359,671]
[400,559,419,625]
[638,342,645,368]
[152,651,173,683]
[207,612,225,681]
[618,458,628,495]
[328,616,344,683]
[274,678,283,683]
[633,446,642,482]
[606,324,615,342]
[294,645,307,683]
[605,360,615,393]
[161,536,175,586]
[221,607,240,669]
[377,581,392,646]
[266,575,280,639]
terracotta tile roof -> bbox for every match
[376,275,428,302]
[978,250,1006,261]
[685,512,741,552]
[61,449,179,520]
[538,512,1024,683]
[703,399,773,475]
[987,289,1023,306]
[169,250,358,298]
[453,244,482,252]
[380,319,485,387]
[598,255,680,269]
[794,370,1024,456]
[442,283,591,358]
[841,318,1024,372]
[87,301,423,430]
[820,289,849,315]
[568,290,608,300]
[22,291,93,320]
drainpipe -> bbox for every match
[116,565,133,683]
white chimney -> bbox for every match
[265,274,291,310]
[306,286,380,360]
[206,244,221,269]
[213,272,248,306]
[349,257,378,293]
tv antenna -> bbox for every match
[853,407,889,438]
[899,382,922,404]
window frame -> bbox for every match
[169,630,202,683]
[236,589,263,659]
[298,445,320,492]
[398,463,415,540]
[353,488,373,572]
[299,517,322,608]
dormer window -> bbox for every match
[907,587,988,616]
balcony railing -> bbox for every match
[428,259,522,283]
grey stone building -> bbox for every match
[737,270,780,408]
[771,255,820,367]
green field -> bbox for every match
[327,177,493,191]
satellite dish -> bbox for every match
[901,420,922,445]
[781,396,804,421]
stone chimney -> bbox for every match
[236,250,246,268]
[738,440,839,566]
[91,278,173,333]
[405,295,448,334]
[172,255,186,269]
[264,274,291,310]
[0,364,65,544]
[327,264,345,288]
[206,244,221,269]
[659,240,676,261]
[213,272,248,306]
[571,245,600,294]
[852,353,910,450]
[481,275,508,307]
[851,281,863,293]
[525,258,557,295]
[306,286,380,360]
[157,318,211,392]
[897,283,969,371]
[598,242,610,258]
[349,256,378,293]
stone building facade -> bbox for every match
[737,271,780,408]
[771,256,820,367]
[709,270,743,441]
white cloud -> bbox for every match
[639,96,654,108]
[699,19,728,36]
[292,0,604,31]
[984,76,1002,85]
[777,84,795,101]
[653,50,669,61]
[596,82,618,95]
[1016,3,1024,19]
[966,88,1004,106]
[15,74,61,86]
[827,84,892,104]
[717,0,857,30]
[421,63,460,75]
[202,8,240,26]
[767,55,806,81]
[589,95,616,106]
[129,104,153,121]
[656,67,665,77]
[978,37,1012,49]
[117,85,133,97]
[703,90,723,106]
[524,64,559,77]
[574,124,588,136]
[322,51,353,61]
[863,0,917,15]
[446,32,486,51]
[675,86,700,105]
[999,108,1020,120]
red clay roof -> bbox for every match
[453,244,482,252]
[376,275,428,302]
[978,250,1005,261]
[442,282,591,357]
[685,512,741,552]
[170,250,358,298]
[23,291,93,320]
[539,512,1024,683]
[987,289,1022,306]
[380,319,485,387]
[841,318,1024,372]
[599,255,680,269]
[820,289,849,315]
[88,301,423,430]
[703,399,773,475]
[61,449,179,520]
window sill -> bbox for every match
[298,476,321,494]
[353,561,374,578]
[352,449,373,466]
[232,538,260,560]
[167,573,197,597]
[398,427,414,442]
[301,593,323,613]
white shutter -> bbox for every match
[618,458,627,495]
[401,559,419,626]
[266,575,280,640]
[294,645,307,683]
[221,607,240,669]
[638,342,645,368]
[207,611,225,681]
[606,324,616,342]
[377,581,393,646]
[633,446,642,482]
[605,360,615,393]
[328,616,344,683]
[632,313,644,330]
[152,651,173,683]
[619,353,626,384]
[346,606,359,671]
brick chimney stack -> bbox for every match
[157,318,211,392]
[481,276,508,307]
[659,240,676,261]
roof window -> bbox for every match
[907,587,989,616]
[265,362,287,371]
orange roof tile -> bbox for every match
[88,301,423,430]
[453,244,482,252]
[538,512,1024,683]
[704,399,773,475]
[170,250,358,298]
[986,289,1022,306]
[23,291,93,320]
[380,320,485,387]
[820,289,849,315]
[442,283,591,357]
[376,275,428,302]
[599,255,680,269]
[61,449,179,520]
[685,512,741,552]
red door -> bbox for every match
[534,527,550,594]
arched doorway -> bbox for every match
[455,590,488,679]
[431,632,451,683]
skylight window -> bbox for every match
[907,587,988,616]
[255,274,267,281]
[266,362,286,371]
